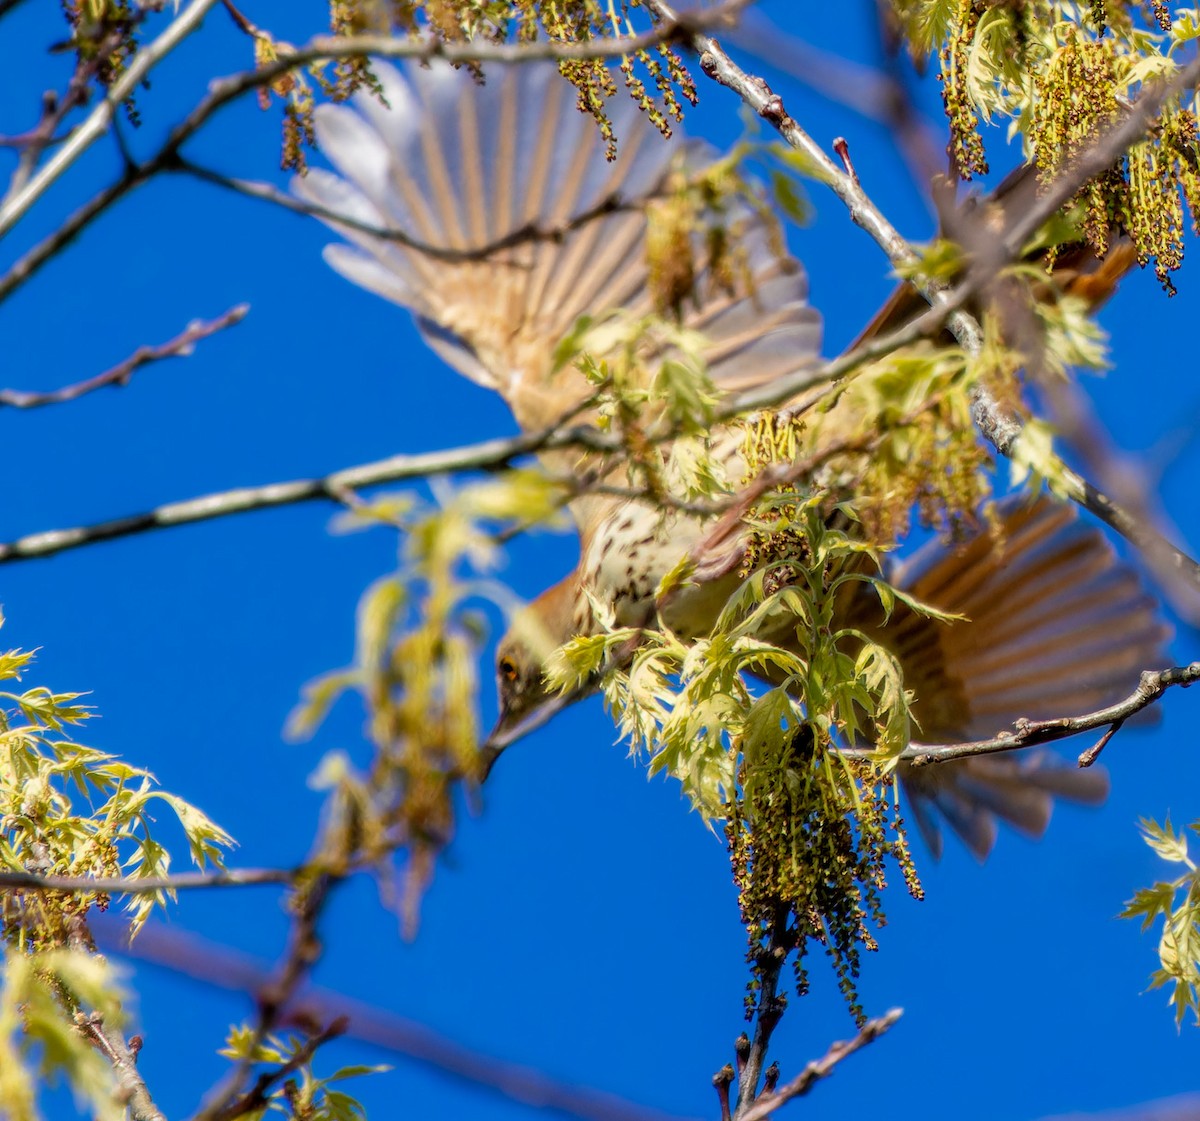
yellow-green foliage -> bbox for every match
[1122,817,1200,1027]
[289,471,569,932]
[800,333,994,544]
[0,643,231,942]
[60,0,142,124]
[889,0,1200,290]
[220,1025,388,1120]
[0,621,231,1121]
[0,949,128,1121]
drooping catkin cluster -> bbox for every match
[889,0,1200,291]
[726,729,923,1026]
[243,0,696,168]
[59,0,142,124]
[715,423,930,1021]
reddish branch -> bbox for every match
[0,304,248,410]
[99,920,701,1121]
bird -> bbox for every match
[294,59,1169,859]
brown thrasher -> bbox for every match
[296,61,1168,859]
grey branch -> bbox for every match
[898,662,1200,768]
[736,1008,903,1121]
[79,1012,166,1121]
[0,262,1008,568]
[0,304,247,410]
[217,2,749,77]
[0,413,613,564]
[0,865,294,895]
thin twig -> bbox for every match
[0,865,295,895]
[892,662,1200,767]
[0,261,1006,568]
[214,1018,349,1121]
[733,907,792,1117]
[0,413,610,564]
[0,304,248,410]
[0,3,743,308]
[736,1008,902,1121]
[192,872,339,1121]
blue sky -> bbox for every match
[2,2,1199,1119]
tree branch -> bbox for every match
[0,304,247,410]
[0,0,221,239]
[736,1007,902,1121]
[99,919,701,1121]
[213,1017,348,1121]
[192,872,340,1121]
[0,260,1011,569]
[733,907,792,1117]
[78,1012,166,1121]
[0,865,295,895]
[0,4,743,309]
[894,662,1200,767]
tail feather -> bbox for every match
[872,496,1169,859]
[905,753,1111,861]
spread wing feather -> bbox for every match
[294,62,823,453]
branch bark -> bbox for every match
[0,865,294,895]
[99,919,701,1121]
[0,0,221,238]
[896,662,1200,767]
[736,1007,902,1121]
[0,305,247,410]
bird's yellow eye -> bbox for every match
[499,656,518,682]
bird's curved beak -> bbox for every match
[479,691,579,779]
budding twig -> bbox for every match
[0,305,248,410]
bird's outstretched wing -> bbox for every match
[294,62,823,479]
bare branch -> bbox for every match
[895,662,1200,767]
[208,2,749,80]
[0,412,610,564]
[0,865,294,895]
[1039,376,1200,627]
[0,4,743,308]
[0,304,248,410]
[736,1007,902,1121]
[78,1012,166,1121]
[0,260,1009,569]
[100,921,700,1121]
[733,908,792,1118]
[193,872,339,1121]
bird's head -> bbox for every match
[484,575,590,770]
